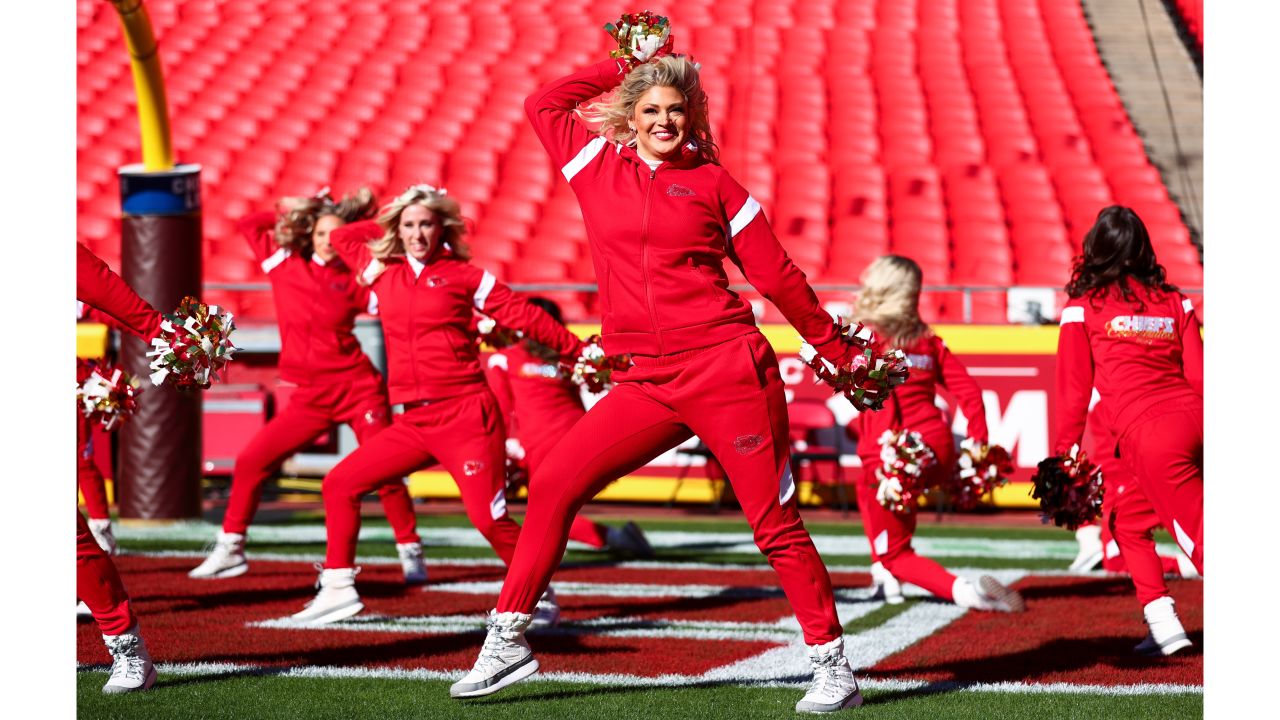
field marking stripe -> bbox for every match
[74,662,1202,694]
[122,548,1143,577]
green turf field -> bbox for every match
[77,510,1201,718]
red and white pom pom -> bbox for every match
[953,439,1015,510]
[77,363,142,432]
[873,429,938,514]
[1029,444,1105,530]
[567,335,631,394]
[604,11,672,64]
[799,319,910,412]
[147,296,238,390]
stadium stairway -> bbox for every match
[1079,0,1203,248]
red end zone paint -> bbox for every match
[78,557,783,676]
[869,576,1202,687]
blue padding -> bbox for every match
[118,163,203,216]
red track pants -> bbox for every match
[495,333,842,645]
[76,510,133,635]
[525,426,609,549]
[854,424,960,601]
[77,413,110,520]
[222,376,418,545]
[1100,464,1182,606]
[322,388,520,568]
[1118,398,1203,575]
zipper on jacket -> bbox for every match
[639,165,663,354]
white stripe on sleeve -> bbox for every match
[367,291,379,316]
[473,270,497,311]
[729,196,762,238]
[561,137,608,182]
[1182,297,1194,313]
[260,247,290,274]
[1060,306,1085,325]
[487,353,508,370]
[361,259,385,285]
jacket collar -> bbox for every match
[618,139,704,171]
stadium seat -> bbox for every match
[73,0,1200,327]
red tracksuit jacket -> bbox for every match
[855,333,989,460]
[527,59,849,362]
[239,212,380,384]
[1055,281,1203,454]
[75,243,162,340]
[486,343,584,446]
[329,220,582,405]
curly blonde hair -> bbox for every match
[275,187,378,256]
[853,255,932,347]
[370,184,470,261]
[581,55,720,164]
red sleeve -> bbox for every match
[718,171,848,363]
[1053,302,1095,454]
[526,59,629,173]
[77,302,129,333]
[237,211,281,265]
[472,269,583,358]
[329,220,382,285]
[1178,294,1203,396]
[75,243,163,340]
[485,349,517,433]
[935,336,989,444]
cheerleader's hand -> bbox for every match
[631,31,673,63]
[876,472,904,508]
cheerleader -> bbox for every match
[848,256,1025,613]
[293,185,585,625]
[76,304,122,556]
[188,189,425,584]
[484,297,653,562]
[454,30,867,713]
[1054,205,1203,575]
[75,243,162,693]
[1055,206,1204,649]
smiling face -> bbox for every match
[629,85,688,163]
[312,214,343,262]
[398,203,442,261]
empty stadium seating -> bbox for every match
[77,0,1202,324]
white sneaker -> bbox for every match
[1136,596,1193,656]
[397,542,428,585]
[530,587,561,629]
[291,566,364,625]
[188,531,248,579]
[605,521,655,558]
[101,625,157,694]
[1069,524,1104,572]
[450,610,539,698]
[88,518,118,556]
[795,637,864,713]
[953,576,1026,613]
[870,561,904,605]
[77,601,93,617]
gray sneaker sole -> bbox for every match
[979,575,1026,613]
[795,687,864,713]
[1137,633,1192,657]
[450,655,539,698]
[102,665,157,694]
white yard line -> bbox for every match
[75,661,1202,695]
